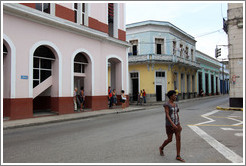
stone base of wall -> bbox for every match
[3,98,33,120]
[4,95,131,120]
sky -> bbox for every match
[125,1,229,60]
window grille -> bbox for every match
[156,72,165,77]
[130,73,138,79]
[33,46,55,88]
[74,53,88,73]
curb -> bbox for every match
[3,107,146,130]
[216,106,243,111]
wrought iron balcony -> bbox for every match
[128,54,201,69]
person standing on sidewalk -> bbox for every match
[159,90,185,162]
[121,90,126,109]
[143,89,146,103]
[175,88,179,102]
[139,90,143,105]
[73,88,78,111]
[79,87,85,111]
[108,87,113,108]
[112,89,117,106]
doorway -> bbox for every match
[130,72,139,101]
[211,75,214,95]
[132,79,139,101]
[205,73,209,96]
[156,85,162,101]
[155,71,166,101]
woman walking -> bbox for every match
[159,90,185,162]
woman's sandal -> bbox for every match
[159,147,164,156]
[176,155,185,162]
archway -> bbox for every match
[107,57,122,105]
[32,45,58,115]
[73,52,92,110]
[3,43,11,118]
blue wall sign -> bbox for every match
[21,75,28,80]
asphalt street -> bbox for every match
[3,95,244,164]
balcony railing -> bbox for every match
[129,54,201,68]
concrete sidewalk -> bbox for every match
[3,95,240,130]
[2,106,145,130]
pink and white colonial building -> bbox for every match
[3,3,129,120]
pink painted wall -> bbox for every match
[118,3,126,31]
[57,3,73,9]
[89,3,108,25]
[3,12,128,99]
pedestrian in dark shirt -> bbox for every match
[159,90,185,162]
[108,87,113,108]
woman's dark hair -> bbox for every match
[167,90,176,99]
[121,90,125,93]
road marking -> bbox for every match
[227,117,243,126]
[207,116,242,119]
[195,110,220,126]
[235,133,243,137]
[189,124,243,127]
[189,125,243,163]
[221,128,243,131]
[188,110,243,163]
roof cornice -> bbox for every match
[126,20,196,42]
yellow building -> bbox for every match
[127,21,200,102]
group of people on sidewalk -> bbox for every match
[137,89,147,105]
[73,87,85,112]
[108,87,127,109]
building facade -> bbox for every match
[196,51,222,96]
[226,3,243,107]
[3,3,129,120]
[126,20,200,102]
[219,60,230,95]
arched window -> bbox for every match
[33,46,55,88]
[74,53,88,73]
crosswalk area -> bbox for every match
[188,109,243,163]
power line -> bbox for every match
[194,29,222,38]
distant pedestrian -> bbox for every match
[175,88,179,101]
[112,89,117,106]
[159,90,185,162]
[137,92,140,105]
[143,89,146,103]
[200,88,204,97]
[108,87,113,108]
[121,90,126,109]
[79,87,85,111]
[140,90,143,105]
[73,88,78,111]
